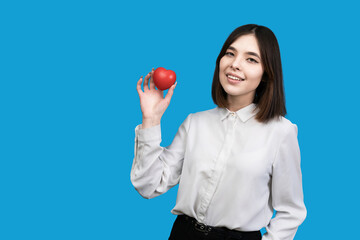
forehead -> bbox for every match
[228,34,260,53]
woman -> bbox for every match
[131,24,307,240]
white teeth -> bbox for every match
[227,74,242,81]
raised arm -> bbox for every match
[131,68,184,199]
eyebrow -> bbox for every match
[227,46,261,60]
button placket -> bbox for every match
[197,113,237,221]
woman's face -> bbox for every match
[219,34,264,107]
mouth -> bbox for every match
[226,73,245,83]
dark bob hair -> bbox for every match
[211,24,286,122]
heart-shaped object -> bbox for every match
[153,67,176,90]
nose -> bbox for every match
[230,58,242,71]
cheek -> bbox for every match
[248,67,264,81]
[219,61,224,72]
[219,58,228,71]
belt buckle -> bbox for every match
[194,222,211,234]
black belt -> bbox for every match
[178,215,261,239]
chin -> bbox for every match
[220,81,240,95]
[225,89,243,97]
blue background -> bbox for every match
[1,0,359,239]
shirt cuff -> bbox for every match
[135,124,161,142]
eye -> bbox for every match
[225,51,234,56]
[247,58,259,63]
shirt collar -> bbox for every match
[218,103,258,123]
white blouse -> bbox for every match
[131,103,306,240]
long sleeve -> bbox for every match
[262,124,307,240]
[130,115,191,199]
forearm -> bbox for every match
[130,115,189,199]
[131,124,164,199]
[262,205,307,240]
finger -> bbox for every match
[143,72,151,91]
[136,76,144,95]
[164,82,177,102]
[149,68,156,90]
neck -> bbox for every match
[227,96,254,112]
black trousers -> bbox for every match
[169,215,261,240]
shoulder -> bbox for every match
[189,107,219,119]
[181,107,219,130]
[266,116,298,138]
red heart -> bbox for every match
[153,67,176,90]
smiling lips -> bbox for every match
[226,73,244,83]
